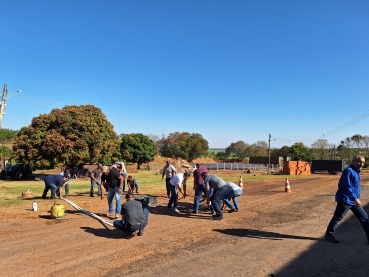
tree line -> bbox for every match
[1,105,368,169]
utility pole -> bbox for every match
[0,84,8,128]
[268,133,272,173]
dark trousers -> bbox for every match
[113,208,149,234]
[165,178,171,197]
[326,202,369,240]
[211,185,232,217]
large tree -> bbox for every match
[120,133,157,169]
[290,142,313,161]
[12,105,121,169]
[159,132,208,160]
[225,140,250,160]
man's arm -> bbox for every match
[161,167,165,179]
[117,175,124,193]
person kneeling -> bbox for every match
[113,192,148,239]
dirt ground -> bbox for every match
[1,173,369,277]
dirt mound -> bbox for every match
[192,157,217,163]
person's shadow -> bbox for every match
[213,228,319,241]
[80,226,126,239]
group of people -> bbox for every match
[162,161,243,220]
[41,155,369,244]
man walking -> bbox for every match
[162,161,177,198]
[192,163,209,214]
[324,155,369,244]
[201,172,232,220]
[90,163,102,197]
[113,192,149,239]
[101,163,124,218]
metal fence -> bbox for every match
[148,162,280,173]
[190,163,280,172]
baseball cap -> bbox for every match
[98,163,102,168]
[101,166,108,173]
[125,192,134,198]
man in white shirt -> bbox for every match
[167,172,190,213]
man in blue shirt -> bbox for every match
[325,155,369,244]
[41,173,70,199]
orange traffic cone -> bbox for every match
[239,175,243,189]
[285,178,291,192]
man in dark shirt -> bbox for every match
[90,163,102,197]
[41,173,70,199]
[101,164,124,218]
[113,192,149,239]
[201,172,232,220]
[192,163,209,214]
[127,175,139,194]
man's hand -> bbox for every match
[355,198,362,207]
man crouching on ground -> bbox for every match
[113,192,149,239]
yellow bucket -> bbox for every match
[51,202,65,219]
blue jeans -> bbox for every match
[122,173,127,191]
[107,186,122,214]
[211,185,232,217]
[113,208,149,234]
[326,202,369,240]
[42,183,58,198]
[165,178,171,197]
[194,184,206,212]
[167,185,179,210]
[223,186,243,209]
[90,179,101,195]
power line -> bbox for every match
[274,109,369,145]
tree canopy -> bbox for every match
[0,128,19,144]
[120,133,157,169]
[159,132,208,160]
[12,105,121,169]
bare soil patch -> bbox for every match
[1,173,369,277]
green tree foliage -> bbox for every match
[120,133,157,169]
[290,142,313,161]
[225,141,250,160]
[249,140,268,157]
[271,145,292,160]
[159,132,209,160]
[0,128,19,144]
[310,139,331,160]
[12,105,121,169]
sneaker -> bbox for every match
[235,208,239,212]
[126,231,137,239]
[115,214,120,219]
[90,194,94,197]
[137,229,144,236]
[190,210,198,214]
[324,234,339,243]
[212,215,224,220]
[106,213,114,218]
[228,209,236,213]
[172,209,181,213]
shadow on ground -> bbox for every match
[213,228,319,241]
[274,202,369,277]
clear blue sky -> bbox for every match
[1,0,368,148]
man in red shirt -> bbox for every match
[192,163,209,214]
